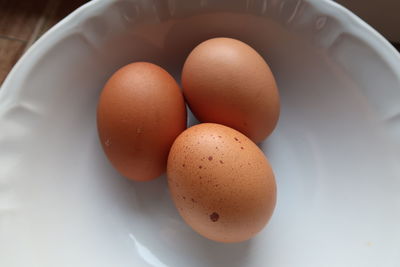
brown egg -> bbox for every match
[97,62,186,181]
[182,37,280,143]
[167,123,276,243]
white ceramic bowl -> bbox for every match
[1,0,400,266]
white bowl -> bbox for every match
[1,0,400,266]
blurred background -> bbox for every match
[335,0,400,43]
[0,0,399,85]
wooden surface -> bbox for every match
[0,0,88,84]
[0,0,398,85]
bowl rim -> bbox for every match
[0,0,399,99]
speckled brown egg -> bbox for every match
[182,37,280,143]
[97,62,186,181]
[167,123,276,243]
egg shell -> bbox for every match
[97,62,186,181]
[182,37,280,143]
[167,123,276,243]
